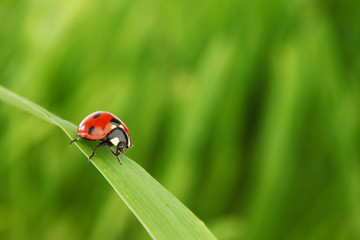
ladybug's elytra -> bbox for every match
[70,111,133,164]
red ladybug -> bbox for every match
[70,111,133,164]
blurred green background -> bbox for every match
[1,0,360,239]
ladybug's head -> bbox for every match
[116,142,127,155]
[107,128,132,152]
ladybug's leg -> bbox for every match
[70,137,82,146]
[88,141,107,162]
[106,144,122,165]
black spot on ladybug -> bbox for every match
[93,113,101,119]
[88,126,95,135]
[110,118,121,127]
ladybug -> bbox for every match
[70,111,133,164]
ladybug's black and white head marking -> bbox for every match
[107,128,130,150]
[108,118,131,148]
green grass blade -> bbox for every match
[0,85,216,240]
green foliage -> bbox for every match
[1,0,360,239]
[0,85,216,240]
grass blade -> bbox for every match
[0,85,216,240]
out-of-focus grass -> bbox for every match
[1,0,359,240]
